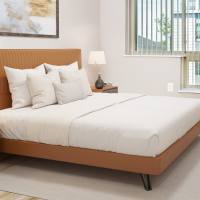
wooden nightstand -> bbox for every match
[91,85,118,93]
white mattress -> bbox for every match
[0,93,200,157]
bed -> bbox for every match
[0,49,200,191]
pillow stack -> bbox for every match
[4,61,92,109]
[4,65,45,109]
[45,61,92,105]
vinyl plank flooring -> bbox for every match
[0,191,42,200]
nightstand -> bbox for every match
[91,85,118,93]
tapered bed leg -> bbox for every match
[140,174,152,191]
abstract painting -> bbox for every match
[0,0,59,38]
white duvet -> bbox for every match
[0,93,200,157]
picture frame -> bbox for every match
[0,0,59,38]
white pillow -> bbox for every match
[54,79,87,105]
[27,71,61,109]
[59,68,92,96]
[4,65,45,109]
[45,62,79,73]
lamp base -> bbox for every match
[95,74,104,89]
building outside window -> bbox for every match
[188,0,197,10]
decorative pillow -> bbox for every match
[59,68,92,96]
[27,71,61,109]
[4,65,45,109]
[54,79,87,105]
[45,62,79,73]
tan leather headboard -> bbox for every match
[0,49,81,109]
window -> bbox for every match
[188,0,196,10]
[195,18,200,41]
[126,0,200,90]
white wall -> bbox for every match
[0,0,99,82]
[100,0,200,98]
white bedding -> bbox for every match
[0,93,200,157]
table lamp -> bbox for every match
[88,51,106,89]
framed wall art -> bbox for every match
[0,0,59,38]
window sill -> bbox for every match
[179,88,200,94]
[124,54,186,58]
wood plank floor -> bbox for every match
[0,191,42,200]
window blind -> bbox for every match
[183,0,200,89]
[126,0,200,89]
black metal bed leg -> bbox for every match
[140,174,152,191]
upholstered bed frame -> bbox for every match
[0,49,199,191]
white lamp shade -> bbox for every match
[88,51,106,65]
